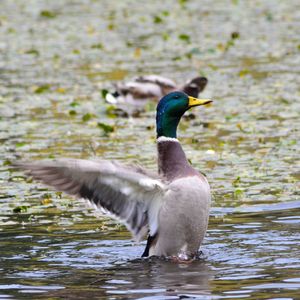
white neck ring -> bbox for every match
[157,136,179,143]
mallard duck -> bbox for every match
[106,75,208,105]
[14,91,212,261]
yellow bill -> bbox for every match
[188,96,212,107]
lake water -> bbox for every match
[0,0,299,299]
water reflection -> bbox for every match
[1,0,300,298]
[39,257,214,299]
[100,259,212,298]
[1,202,299,299]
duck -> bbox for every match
[106,75,208,106]
[14,91,212,261]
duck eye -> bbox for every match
[174,95,179,99]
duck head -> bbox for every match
[156,91,212,138]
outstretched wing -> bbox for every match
[14,159,167,241]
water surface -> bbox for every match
[0,0,299,299]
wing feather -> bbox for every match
[14,159,166,241]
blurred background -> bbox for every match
[0,0,299,299]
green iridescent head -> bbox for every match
[156,91,212,138]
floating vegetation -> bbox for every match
[178,34,191,43]
[13,205,29,213]
[40,10,57,18]
[82,113,95,122]
[97,122,115,135]
[33,84,51,94]
[91,43,104,50]
[24,49,40,56]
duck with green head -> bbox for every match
[14,91,212,261]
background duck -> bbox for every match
[106,74,208,106]
[14,91,212,261]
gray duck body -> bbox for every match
[148,137,211,258]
